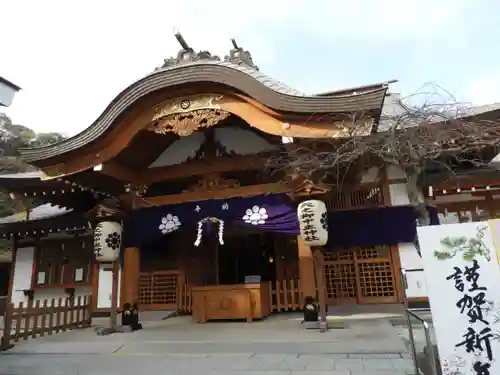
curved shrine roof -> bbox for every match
[19,36,389,164]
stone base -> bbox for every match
[302,320,347,331]
[95,326,119,336]
[161,311,178,320]
[0,342,14,351]
[95,323,143,336]
[417,344,441,375]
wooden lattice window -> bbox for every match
[324,250,356,301]
[35,237,92,287]
[320,184,384,211]
[138,271,178,307]
[323,245,397,304]
[61,237,92,285]
[35,241,60,286]
[355,246,396,302]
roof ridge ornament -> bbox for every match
[224,38,259,70]
[157,32,221,70]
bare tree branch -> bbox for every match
[268,84,500,226]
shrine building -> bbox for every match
[4,35,497,321]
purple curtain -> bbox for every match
[326,205,439,248]
[123,194,298,247]
[122,193,439,252]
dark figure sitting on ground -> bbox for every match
[302,296,319,323]
[121,302,143,331]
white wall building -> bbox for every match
[0,76,21,108]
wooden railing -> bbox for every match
[177,279,303,314]
[1,296,91,350]
[178,281,192,313]
[269,279,302,312]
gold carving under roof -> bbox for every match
[149,94,230,137]
[183,174,240,193]
[148,109,230,137]
[291,179,333,197]
[96,205,122,218]
[152,94,224,121]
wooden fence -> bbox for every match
[269,279,302,312]
[177,279,302,314]
[1,296,92,350]
[178,281,192,313]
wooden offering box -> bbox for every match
[191,282,271,323]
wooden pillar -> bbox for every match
[7,236,17,303]
[313,248,327,332]
[123,247,140,305]
[110,260,119,327]
[298,236,316,302]
[90,263,99,311]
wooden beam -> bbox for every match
[130,182,292,207]
[98,160,137,182]
[313,248,327,332]
[138,156,267,185]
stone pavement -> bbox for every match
[0,314,417,375]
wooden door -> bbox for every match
[324,245,398,304]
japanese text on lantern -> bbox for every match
[299,201,319,243]
[447,258,494,375]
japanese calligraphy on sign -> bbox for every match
[297,200,328,246]
[418,221,500,375]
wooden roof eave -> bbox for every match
[19,64,389,164]
[0,212,91,237]
[422,166,500,189]
[0,172,66,191]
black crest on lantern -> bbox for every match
[320,212,328,231]
[105,232,121,249]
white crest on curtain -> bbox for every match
[159,214,181,234]
[243,206,268,225]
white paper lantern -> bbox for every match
[93,221,122,262]
[297,200,328,246]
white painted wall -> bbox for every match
[387,181,429,299]
[11,247,35,306]
[10,246,91,307]
[398,243,428,298]
[96,263,122,309]
[0,81,17,107]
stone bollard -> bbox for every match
[121,302,143,331]
[417,344,441,375]
[302,296,319,323]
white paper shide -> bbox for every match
[297,200,328,246]
[93,221,122,262]
[417,221,500,375]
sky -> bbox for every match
[1,0,500,136]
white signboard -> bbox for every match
[245,275,261,284]
[418,221,500,375]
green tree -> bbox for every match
[0,112,66,216]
